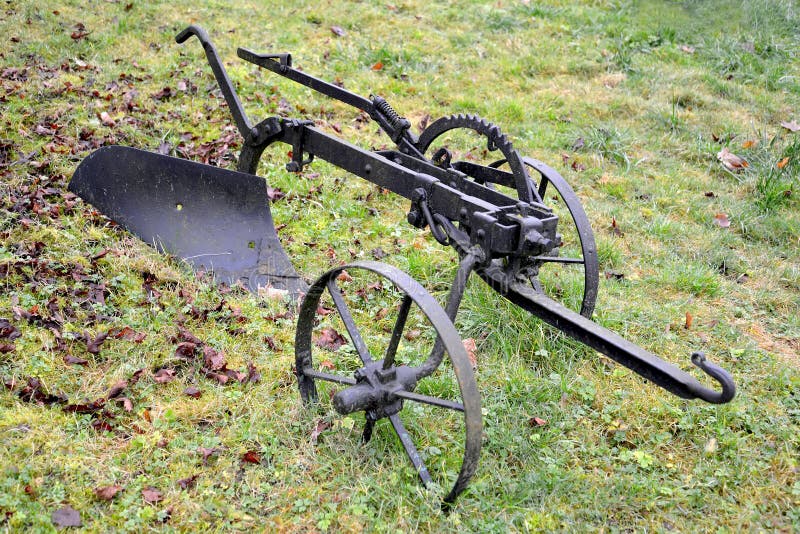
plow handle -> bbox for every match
[176,25,254,139]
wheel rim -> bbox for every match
[295,261,482,505]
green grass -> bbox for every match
[1,0,799,531]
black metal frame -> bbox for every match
[175,25,734,405]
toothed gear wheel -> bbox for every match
[416,114,539,203]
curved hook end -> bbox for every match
[690,352,736,404]
[175,25,209,45]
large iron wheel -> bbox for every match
[490,156,599,318]
[295,261,482,506]
[416,115,599,317]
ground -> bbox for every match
[0,1,798,532]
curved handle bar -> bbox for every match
[688,352,736,404]
[175,25,254,139]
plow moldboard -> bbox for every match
[69,145,305,294]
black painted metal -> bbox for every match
[67,26,737,507]
[294,262,482,505]
[68,146,305,295]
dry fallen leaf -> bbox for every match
[371,62,384,71]
[713,213,731,228]
[310,419,332,445]
[685,311,693,329]
[777,157,789,169]
[314,327,347,351]
[183,386,202,398]
[95,485,123,501]
[330,25,346,37]
[528,416,548,427]
[463,338,478,369]
[780,120,800,132]
[717,147,749,172]
[242,450,262,464]
[741,139,756,149]
[153,368,176,384]
[142,487,163,503]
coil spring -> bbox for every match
[372,95,408,130]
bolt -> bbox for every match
[411,188,425,202]
[476,229,486,240]
[407,210,423,227]
[364,164,372,174]
[459,207,468,221]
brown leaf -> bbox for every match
[203,346,226,371]
[0,343,16,353]
[336,270,353,282]
[310,419,332,445]
[780,120,800,132]
[463,338,478,369]
[404,329,421,341]
[319,359,335,371]
[141,487,163,503]
[245,362,261,383]
[183,386,202,398]
[51,505,82,527]
[314,327,347,351]
[713,213,731,228]
[153,368,176,384]
[0,319,21,340]
[685,311,693,329]
[198,446,220,465]
[177,326,203,344]
[95,485,123,501]
[717,147,748,172]
[241,450,261,464]
[330,25,346,37]
[679,44,695,54]
[176,475,198,490]
[371,61,384,71]
[112,326,146,343]
[777,157,789,169]
[174,341,197,359]
[151,87,172,101]
[116,397,133,412]
[84,331,108,354]
[528,416,548,427]
[741,139,756,149]
[610,217,624,237]
[106,380,127,399]
[99,111,115,126]
[267,186,285,201]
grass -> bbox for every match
[1,0,799,531]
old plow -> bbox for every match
[69,26,735,506]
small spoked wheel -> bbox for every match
[295,261,482,506]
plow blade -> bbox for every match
[69,146,305,295]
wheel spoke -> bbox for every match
[531,256,585,264]
[394,390,464,412]
[389,414,433,486]
[383,294,413,370]
[362,416,376,443]
[301,367,357,386]
[537,175,549,200]
[327,279,373,364]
